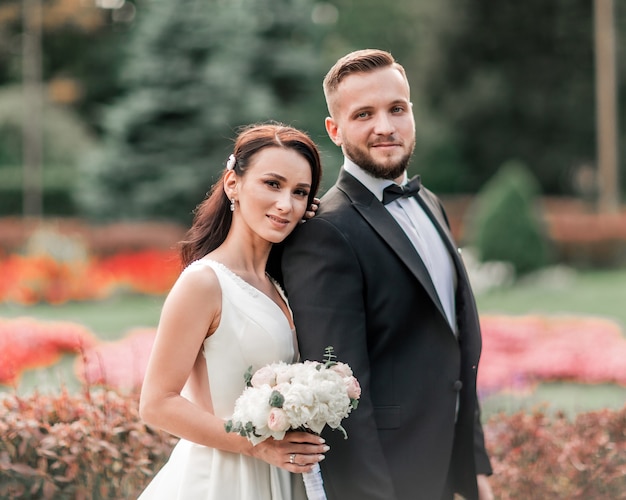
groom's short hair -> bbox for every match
[322,49,409,115]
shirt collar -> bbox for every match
[343,156,408,202]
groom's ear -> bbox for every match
[325,116,342,147]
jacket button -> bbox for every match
[453,380,463,392]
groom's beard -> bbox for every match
[343,137,415,180]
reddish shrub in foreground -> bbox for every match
[485,406,626,499]
[0,390,623,498]
[0,389,177,499]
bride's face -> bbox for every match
[233,147,312,244]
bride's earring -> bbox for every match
[230,198,236,212]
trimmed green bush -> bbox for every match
[468,159,552,275]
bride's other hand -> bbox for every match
[251,431,329,472]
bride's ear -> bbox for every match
[223,170,238,200]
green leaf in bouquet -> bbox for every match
[243,421,256,437]
[244,366,254,387]
[323,346,337,368]
[224,420,234,433]
[269,390,285,408]
[335,424,348,440]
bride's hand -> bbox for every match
[251,431,329,472]
[302,197,320,222]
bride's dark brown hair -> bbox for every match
[179,123,322,267]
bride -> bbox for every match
[137,123,327,499]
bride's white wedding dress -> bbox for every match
[138,260,307,500]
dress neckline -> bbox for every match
[189,259,294,329]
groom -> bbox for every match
[280,49,493,499]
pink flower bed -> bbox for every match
[3,315,626,395]
[479,315,626,395]
[75,328,156,391]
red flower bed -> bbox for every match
[479,315,626,395]
[0,250,181,305]
[0,255,107,304]
[0,317,97,386]
[96,250,181,295]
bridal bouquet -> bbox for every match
[225,346,361,499]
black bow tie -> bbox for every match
[382,175,421,205]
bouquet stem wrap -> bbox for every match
[302,463,326,500]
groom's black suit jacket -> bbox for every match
[279,169,492,500]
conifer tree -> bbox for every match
[78,0,323,222]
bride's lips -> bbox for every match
[267,214,290,227]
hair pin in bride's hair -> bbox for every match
[226,154,236,171]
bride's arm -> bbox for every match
[139,265,327,471]
[139,265,234,447]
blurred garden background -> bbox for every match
[1,0,626,497]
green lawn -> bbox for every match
[0,293,164,341]
[476,267,626,329]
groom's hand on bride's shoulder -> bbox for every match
[302,197,321,222]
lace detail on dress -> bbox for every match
[267,274,288,303]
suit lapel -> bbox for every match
[416,190,482,347]
[336,170,447,320]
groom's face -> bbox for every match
[325,66,416,181]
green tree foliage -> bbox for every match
[0,86,96,215]
[0,0,128,132]
[423,0,626,195]
[468,159,553,276]
[77,0,325,223]
[315,0,463,183]
[6,0,625,214]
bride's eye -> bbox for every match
[294,188,309,198]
